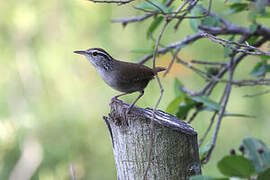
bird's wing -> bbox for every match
[115,61,155,83]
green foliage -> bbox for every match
[166,79,197,119]
[250,56,270,77]
[190,95,221,111]
[192,138,270,179]
[201,16,222,28]
[166,78,224,120]
[242,137,270,173]
[166,78,253,120]
[218,155,255,178]
[147,16,164,38]
[136,0,168,13]
[258,168,270,180]
[226,3,249,14]
[225,0,270,21]
[189,5,204,33]
[189,5,222,33]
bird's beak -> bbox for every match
[73,50,87,55]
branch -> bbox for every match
[201,33,270,56]
[230,78,270,86]
[191,60,227,66]
[112,14,154,26]
[89,0,135,5]
[203,56,235,164]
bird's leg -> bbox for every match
[126,90,144,114]
[110,92,129,105]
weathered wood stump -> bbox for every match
[103,100,201,180]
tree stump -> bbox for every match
[103,100,201,180]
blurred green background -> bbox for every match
[1,0,270,179]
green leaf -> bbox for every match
[136,0,167,12]
[260,55,270,61]
[190,95,221,111]
[190,18,200,33]
[250,61,270,77]
[258,168,270,180]
[229,3,249,13]
[223,113,255,118]
[147,16,163,38]
[176,100,196,120]
[166,95,184,114]
[148,0,168,12]
[242,137,270,173]
[201,16,221,28]
[218,155,255,178]
[130,49,154,54]
[190,175,229,180]
[189,6,203,33]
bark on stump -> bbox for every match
[103,100,201,180]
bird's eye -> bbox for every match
[92,52,97,56]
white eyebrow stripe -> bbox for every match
[93,50,112,60]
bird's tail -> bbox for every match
[152,67,166,74]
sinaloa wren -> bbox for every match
[74,48,165,113]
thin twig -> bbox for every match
[229,78,270,86]
[191,60,227,66]
[203,55,234,164]
[163,47,183,77]
[112,14,154,25]
[185,35,254,124]
[201,33,270,56]
[173,0,212,19]
[145,0,166,14]
[179,82,213,96]
[143,19,169,180]
[175,57,212,79]
[89,0,135,5]
[198,112,216,147]
[111,0,175,25]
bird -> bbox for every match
[74,48,165,113]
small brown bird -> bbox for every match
[74,48,165,113]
